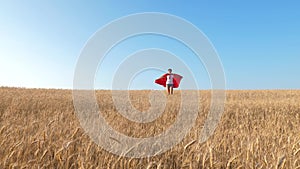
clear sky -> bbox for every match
[0,1,299,89]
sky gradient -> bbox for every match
[0,1,299,89]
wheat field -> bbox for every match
[0,87,299,168]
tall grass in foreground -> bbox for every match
[0,87,299,168]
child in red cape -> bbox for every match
[155,68,183,95]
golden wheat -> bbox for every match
[0,87,300,168]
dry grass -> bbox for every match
[0,87,300,168]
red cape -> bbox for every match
[155,73,183,88]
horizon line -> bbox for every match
[1,86,299,91]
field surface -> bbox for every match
[0,87,300,168]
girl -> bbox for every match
[155,68,183,95]
[166,68,174,95]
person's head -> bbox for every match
[168,68,172,73]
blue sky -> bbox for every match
[0,1,299,89]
